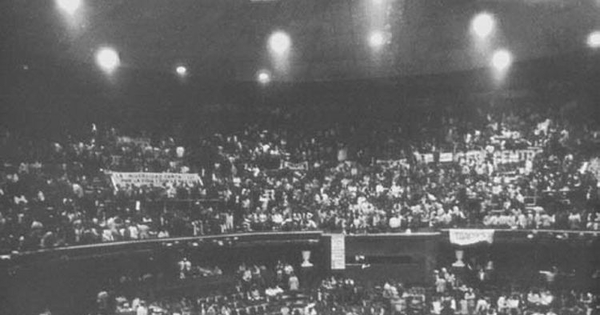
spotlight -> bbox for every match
[369,31,385,48]
[269,31,291,55]
[176,66,187,76]
[257,70,271,84]
[587,31,600,48]
[56,0,81,15]
[471,12,495,39]
[95,47,120,73]
[491,49,512,71]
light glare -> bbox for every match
[257,70,271,84]
[491,49,512,71]
[587,31,600,48]
[471,13,495,39]
[96,47,120,73]
[369,31,385,48]
[269,31,291,54]
[56,0,81,15]
[176,66,187,76]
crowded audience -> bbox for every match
[92,258,309,315]
[89,267,599,315]
[1,102,600,253]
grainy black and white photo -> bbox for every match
[0,0,599,314]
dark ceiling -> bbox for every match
[2,0,600,82]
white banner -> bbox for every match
[330,234,346,270]
[375,159,409,168]
[116,136,151,146]
[454,150,486,162]
[281,161,309,171]
[413,148,541,166]
[110,172,201,188]
[454,148,542,166]
[449,229,495,246]
[492,149,540,165]
[414,153,434,164]
[439,152,453,163]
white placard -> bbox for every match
[330,234,346,270]
[110,172,201,188]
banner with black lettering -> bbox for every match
[116,137,151,146]
[449,229,495,246]
[454,150,486,162]
[413,153,434,164]
[280,161,309,171]
[454,148,542,166]
[439,152,453,163]
[110,172,202,188]
[375,159,409,168]
[397,148,541,167]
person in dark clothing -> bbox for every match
[441,304,455,315]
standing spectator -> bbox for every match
[136,301,148,315]
[436,271,447,294]
[476,297,490,315]
[178,257,191,279]
[289,272,300,292]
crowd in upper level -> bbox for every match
[1,101,600,252]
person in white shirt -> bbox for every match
[158,229,170,238]
[435,275,447,294]
[568,212,581,229]
[476,297,489,315]
[288,272,300,291]
[458,298,468,315]
[431,297,442,315]
[102,229,114,242]
[284,263,294,275]
[539,290,553,311]
[128,222,139,240]
[506,295,520,313]
[136,301,148,315]
[465,289,476,314]
[131,297,140,310]
[527,290,541,308]
[178,258,192,279]
[497,295,507,314]
[539,266,558,288]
